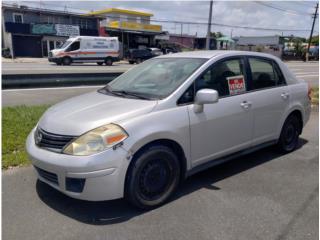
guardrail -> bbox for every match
[2,72,123,89]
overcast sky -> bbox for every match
[9,1,320,38]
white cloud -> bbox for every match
[18,0,319,38]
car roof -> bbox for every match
[156,50,279,60]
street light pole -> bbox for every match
[306,3,318,62]
[206,0,213,50]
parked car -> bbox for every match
[127,49,154,64]
[163,47,179,54]
[302,46,319,61]
[48,36,120,66]
[147,47,163,56]
[27,51,311,209]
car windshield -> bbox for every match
[60,40,72,49]
[104,58,207,99]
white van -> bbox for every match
[48,36,120,66]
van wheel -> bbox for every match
[136,58,142,64]
[125,145,180,210]
[62,57,72,65]
[97,62,103,66]
[105,58,113,66]
[129,61,134,64]
[277,114,300,153]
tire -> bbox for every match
[136,58,142,64]
[97,62,103,66]
[62,57,72,65]
[105,58,113,66]
[56,62,62,66]
[129,61,134,64]
[125,145,180,210]
[277,114,300,153]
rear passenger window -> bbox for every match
[195,58,247,97]
[249,58,282,90]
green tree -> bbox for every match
[309,35,319,46]
[293,39,305,56]
[210,32,224,38]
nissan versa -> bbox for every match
[26,51,311,209]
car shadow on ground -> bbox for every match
[36,138,308,225]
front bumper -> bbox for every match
[48,57,61,63]
[26,128,130,201]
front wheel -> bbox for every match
[105,58,113,66]
[62,57,72,65]
[277,114,300,153]
[97,62,103,66]
[125,145,180,210]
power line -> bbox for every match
[254,1,312,16]
[3,2,316,33]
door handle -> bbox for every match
[240,101,252,109]
[281,92,289,100]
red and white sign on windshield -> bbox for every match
[227,75,246,95]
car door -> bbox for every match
[245,57,290,145]
[186,57,254,167]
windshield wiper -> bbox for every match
[111,90,152,100]
[99,86,153,100]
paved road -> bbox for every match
[2,61,318,107]
[2,112,318,240]
[286,61,319,87]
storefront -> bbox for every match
[86,8,163,54]
[2,4,100,58]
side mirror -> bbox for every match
[194,89,219,113]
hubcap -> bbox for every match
[285,124,295,144]
[138,159,172,200]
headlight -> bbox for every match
[63,124,128,156]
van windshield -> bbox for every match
[103,58,207,99]
[60,40,72,49]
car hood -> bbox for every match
[38,91,157,136]
[51,49,63,56]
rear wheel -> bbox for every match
[105,58,113,66]
[277,114,300,153]
[62,57,72,65]
[129,60,134,64]
[125,145,180,210]
[97,62,103,66]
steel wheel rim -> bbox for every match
[138,158,173,201]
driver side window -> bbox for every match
[195,58,246,97]
[66,41,80,52]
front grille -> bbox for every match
[35,128,76,152]
[35,166,59,186]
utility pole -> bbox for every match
[306,3,318,61]
[181,23,183,44]
[206,0,213,50]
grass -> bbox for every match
[311,87,319,105]
[2,105,50,169]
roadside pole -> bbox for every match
[306,3,318,62]
[206,0,213,50]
